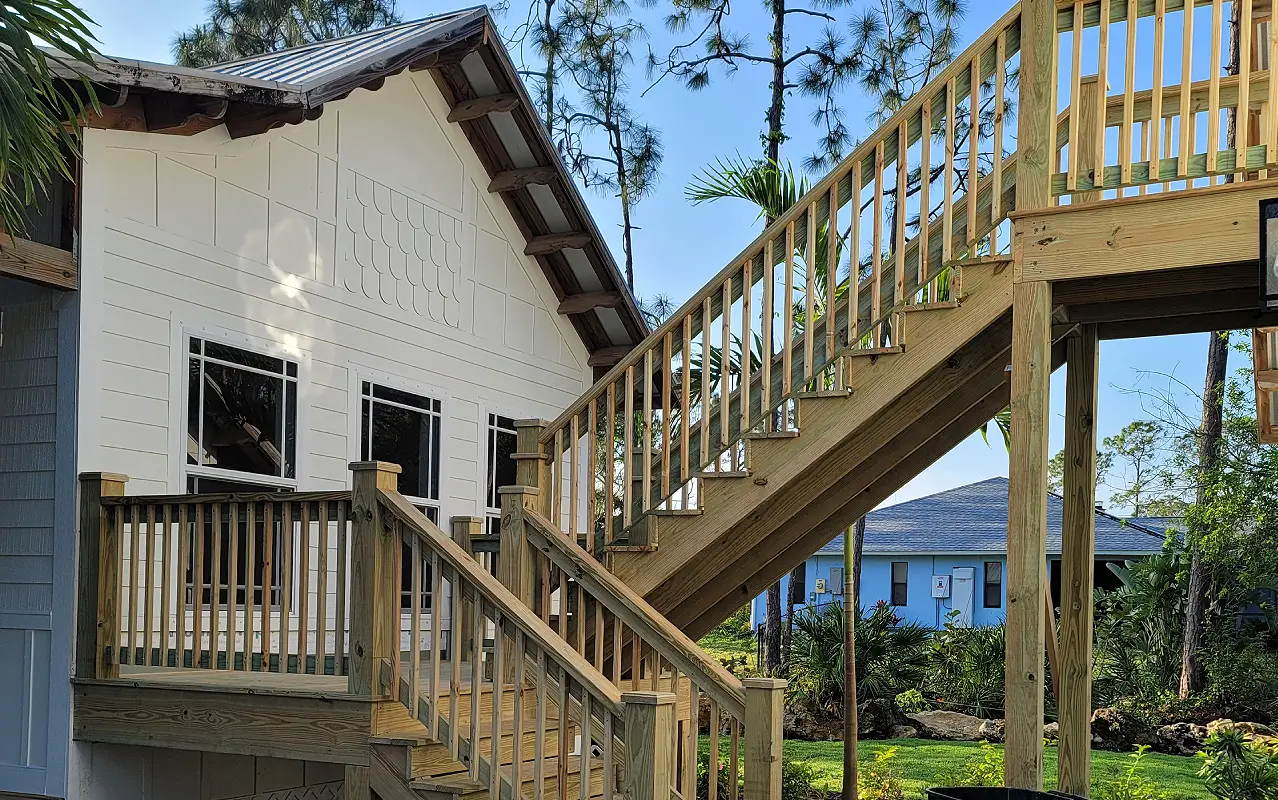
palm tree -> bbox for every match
[0,0,99,235]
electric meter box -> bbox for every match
[931,575,951,598]
[814,578,827,593]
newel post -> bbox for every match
[622,691,676,800]
[449,516,481,664]
[77,472,128,679]
[513,418,552,516]
[348,461,401,699]
[743,678,786,800]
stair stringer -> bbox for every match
[610,260,1016,634]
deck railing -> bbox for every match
[536,7,1024,550]
[1052,0,1278,201]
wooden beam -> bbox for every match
[1052,262,1258,305]
[73,681,373,764]
[588,345,637,368]
[225,101,321,140]
[523,231,591,256]
[1005,279,1052,791]
[488,166,558,193]
[446,93,520,122]
[1064,286,1260,324]
[1096,307,1278,339]
[557,291,624,315]
[85,94,148,132]
[0,233,77,290]
[1058,324,1100,797]
[141,93,228,136]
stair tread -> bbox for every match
[648,508,701,516]
[795,389,854,399]
[744,429,800,439]
[697,469,752,478]
[903,300,961,312]
[846,345,904,356]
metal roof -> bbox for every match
[209,8,485,91]
[817,477,1169,557]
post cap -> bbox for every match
[348,461,402,473]
[741,677,787,690]
[620,690,677,706]
[449,515,485,525]
[79,472,130,483]
[497,485,540,496]
[515,418,552,429]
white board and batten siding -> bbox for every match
[0,278,78,797]
[69,70,596,796]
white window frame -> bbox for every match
[356,377,445,521]
[482,409,520,536]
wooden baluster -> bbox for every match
[554,427,564,529]
[918,103,931,286]
[243,502,257,670]
[557,567,568,642]
[662,332,673,501]
[1140,120,1150,195]
[1239,0,1255,177]
[76,472,127,680]
[410,536,423,719]
[642,349,653,512]
[720,277,732,445]
[804,203,817,380]
[611,612,622,686]
[1268,8,1278,164]
[1163,116,1175,190]
[606,381,617,544]
[1179,0,1195,179]
[872,141,884,328]
[992,33,1005,247]
[1068,1,1084,191]
[1095,0,1110,190]
[513,630,526,800]
[122,505,137,665]
[943,77,956,263]
[594,595,604,671]
[968,56,981,244]
[316,501,328,674]
[603,710,615,800]
[782,224,794,412]
[702,295,714,456]
[709,699,721,800]
[558,668,571,800]
[192,503,204,668]
[826,182,839,378]
[142,504,155,666]
[450,567,463,754]
[579,688,592,800]
[158,504,171,668]
[1151,0,1167,182]
[336,501,347,675]
[279,503,292,672]
[684,682,699,799]
[489,612,504,800]
[226,502,239,670]
[470,589,483,780]
[588,399,598,553]
[575,581,586,656]
[848,160,861,355]
[535,647,547,800]
[730,717,741,800]
[210,503,222,668]
[570,413,580,541]
[301,501,314,673]
[623,367,634,529]
[430,550,443,727]
[1209,0,1224,173]
[630,627,640,686]
[896,121,908,306]
[681,316,693,507]
[739,261,752,432]
[176,504,188,668]
[261,502,273,671]
[1121,0,1137,188]
[760,243,773,433]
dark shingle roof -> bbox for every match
[818,477,1168,557]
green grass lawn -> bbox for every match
[779,739,1204,799]
[700,738,1204,799]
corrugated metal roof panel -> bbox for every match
[208,9,481,87]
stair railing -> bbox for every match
[537,6,1024,550]
[359,462,713,800]
[1051,0,1278,203]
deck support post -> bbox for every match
[622,691,676,800]
[743,678,786,800]
[1005,280,1052,790]
[77,472,128,680]
[1058,324,1100,796]
[348,461,401,700]
[344,765,371,799]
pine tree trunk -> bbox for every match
[765,0,785,167]
[842,522,860,800]
[1180,330,1229,698]
[782,565,802,672]
[852,516,865,603]
[764,582,782,675]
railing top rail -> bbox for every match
[539,2,1025,443]
[523,509,747,720]
[101,490,353,506]
[1055,0,1215,31]
[377,488,626,714]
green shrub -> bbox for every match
[895,689,929,713]
[708,605,753,640]
[1094,746,1170,800]
[1199,639,1278,718]
[925,613,1006,719]
[941,741,1005,788]
[1197,728,1278,800]
[858,747,906,800]
[697,753,828,800]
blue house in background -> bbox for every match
[750,477,1171,630]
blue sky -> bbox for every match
[76,0,1244,511]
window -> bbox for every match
[890,562,908,606]
[185,475,287,607]
[188,337,297,482]
[484,414,518,536]
[984,562,1002,608]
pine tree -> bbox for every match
[172,0,399,67]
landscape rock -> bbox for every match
[697,695,735,735]
[783,704,843,741]
[906,710,986,741]
[1207,719,1278,742]
[858,698,911,739]
[1154,723,1208,756]
[977,719,1005,743]
[1043,722,1059,741]
[890,725,919,739]
[1090,707,1154,752]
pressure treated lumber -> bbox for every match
[76,473,128,680]
[524,232,592,256]
[557,291,624,315]
[1058,325,1100,796]
[0,233,77,289]
[488,166,557,193]
[1005,280,1053,791]
[447,93,520,122]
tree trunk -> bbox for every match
[843,522,860,800]
[764,582,782,675]
[1180,330,1229,698]
[852,516,865,604]
[765,0,785,167]
[782,565,803,673]
[542,0,557,134]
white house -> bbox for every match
[0,10,645,798]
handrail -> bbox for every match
[541,2,1025,444]
[378,488,625,713]
[523,509,746,720]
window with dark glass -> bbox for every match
[890,562,908,606]
[185,474,287,607]
[188,338,297,481]
[984,561,1002,608]
[485,414,518,536]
